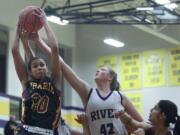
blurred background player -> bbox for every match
[4,115,17,135]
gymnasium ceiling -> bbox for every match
[37,0,180,49]
[0,0,179,52]
[42,0,180,24]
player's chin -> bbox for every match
[35,73,45,79]
[94,76,99,81]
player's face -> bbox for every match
[149,104,162,125]
[30,59,48,79]
[94,67,111,81]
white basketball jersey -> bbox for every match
[86,88,128,135]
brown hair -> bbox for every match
[108,67,120,91]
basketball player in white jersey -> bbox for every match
[85,86,128,134]
[28,32,143,135]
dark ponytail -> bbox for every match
[174,115,180,135]
[115,81,120,91]
[158,100,178,126]
[108,67,120,91]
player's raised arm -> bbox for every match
[11,26,28,88]
[43,20,62,90]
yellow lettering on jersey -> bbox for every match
[43,82,49,89]
[37,84,43,89]
[30,82,54,94]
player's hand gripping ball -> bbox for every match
[18,6,46,38]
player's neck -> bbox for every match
[154,125,168,135]
[96,80,111,97]
[97,84,110,93]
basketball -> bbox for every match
[18,6,45,37]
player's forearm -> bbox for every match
[12,31,20,53]
[43,22,58,51]
[118,111,134,126]
[21,38,35,60]
[117,111,151,130]
[11,28,28,83]
[35,38,52,56]
[34,36,62,62]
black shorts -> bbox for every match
[15,125,35,135]
[15,125,58,135]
